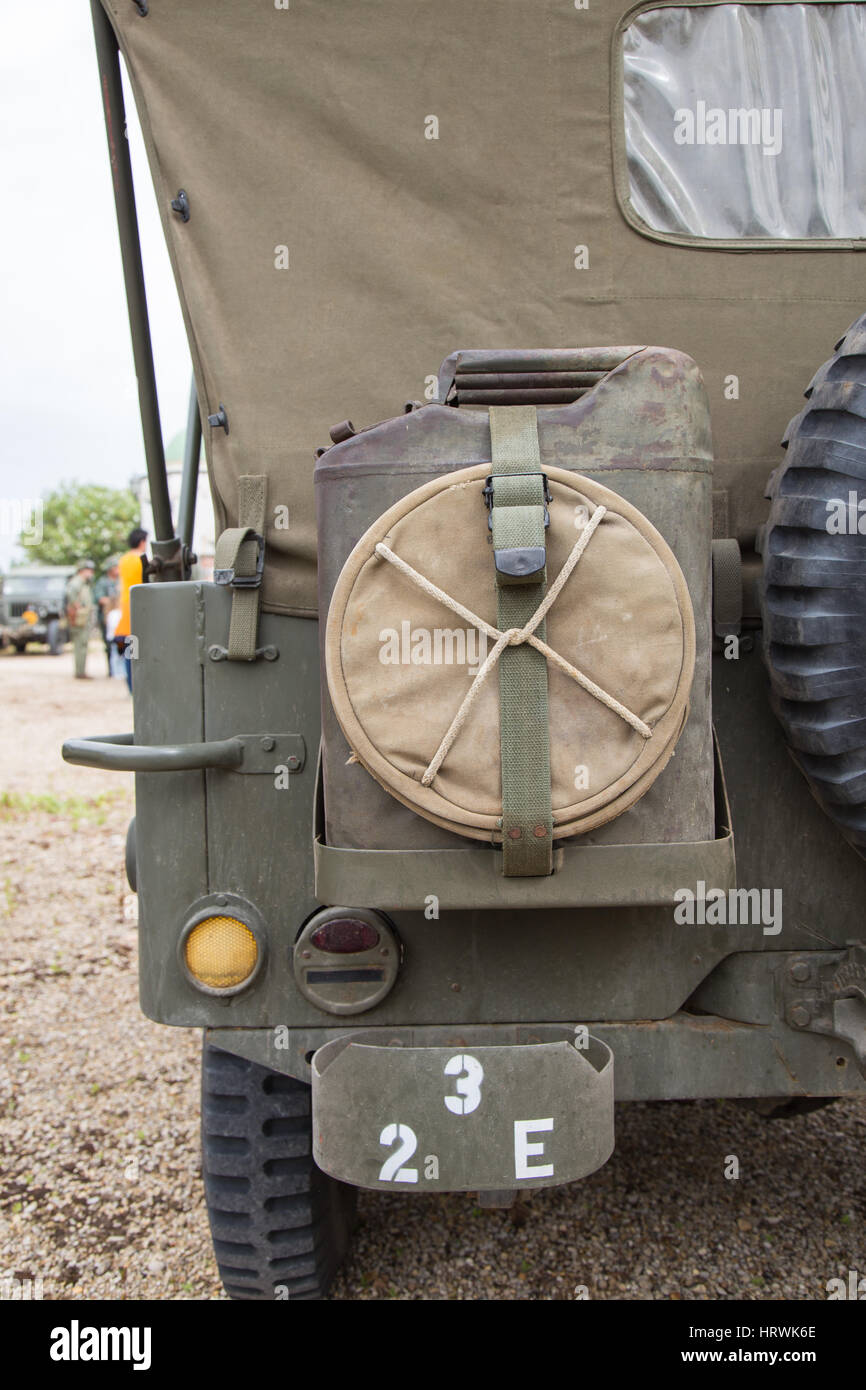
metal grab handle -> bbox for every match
[62,732,244,773]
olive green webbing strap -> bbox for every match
[488,407,553,876]
[213,474,267,660]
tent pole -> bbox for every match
[178,375,202,575]
[90,0,181,578]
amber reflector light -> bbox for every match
[185,915,258,989]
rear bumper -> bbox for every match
[208,1012,864,1193]
[209,1009,866,1103]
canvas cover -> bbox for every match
[101,0,866,617]
[325,463,695,841]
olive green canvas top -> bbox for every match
[102,0,866,617]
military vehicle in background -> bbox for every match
[64,1,866,1299]
[2,566,73,654]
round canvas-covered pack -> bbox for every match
[326,463,695,842]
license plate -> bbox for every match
[312,1031,613,1192]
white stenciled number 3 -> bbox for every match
[443,1054,484,1115]
[378,1123,418,1183]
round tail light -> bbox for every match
[294,908,399,1015]
[310,917,380,954]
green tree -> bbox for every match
[17,482,140,568]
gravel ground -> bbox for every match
[1,646,863,1301]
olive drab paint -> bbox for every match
[64,0,866,1244]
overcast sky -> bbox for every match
[0,2,189,570]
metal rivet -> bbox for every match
[259,736,275,752]
[170,189,190,222]
[789,1004,811,1028]
[450,982,461,992]
[790,962,810,983]
[508,828,522,840]
[215,895,227,908]
[533,825,548,838]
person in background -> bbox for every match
[105,602,126,679]
[65,560,96,680]
[93,556,120,677]
[114,528,148,693]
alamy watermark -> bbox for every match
[674,101,782,157]
[0,1273,44,1300]
[825,492,866,534]
[0,498,43,544]
[674,881,782,935]
[49,1321,151,1370]
[379,621,488,673]
[826,1268,865,1299]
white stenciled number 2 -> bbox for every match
[378,1123,419,1183]
[443,1054,484,1115]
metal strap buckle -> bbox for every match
[483,472,551,531]
[214,533,265,589]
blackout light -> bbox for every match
[310,917,380,954]
[294,907,399,1016]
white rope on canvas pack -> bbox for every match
[372,503,652,788]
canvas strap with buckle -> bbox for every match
[486,406,553,875]
[213,474,268,661]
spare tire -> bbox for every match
[760,312,866,860]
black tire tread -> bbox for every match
[201,1039,356,1300]
[761,311,866,857]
